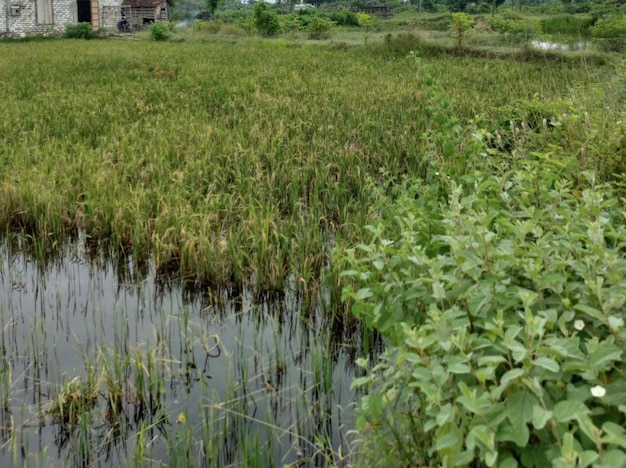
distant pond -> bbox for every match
[530,39,591,52]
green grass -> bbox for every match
[0,38,615,296]
[0,23,624,467]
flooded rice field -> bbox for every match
[0,238,366,467]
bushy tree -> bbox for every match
[253,1,280,36]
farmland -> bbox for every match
[0,24,625,466]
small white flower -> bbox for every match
[591,385,606,398]
[574,320,585,331]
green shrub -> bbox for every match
[149,22,172,41]
[540,14,595,35]
[195,19,222,33]
[253,1,280,36]
[591,16,626,52]
[64,22,95,39]
[415,13,452,31]
[308,17,334,40]
[327,10,359,27]
[343,162,626,467]
[450,12,473,48]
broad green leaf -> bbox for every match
[506,391,538,428]
[442,142,455,158]
[454,449,474,466]
[574,303,605,321]
[449,362,471,375]
[470,425,494,451]
[596,449,626,468]
[498,422,529,448]
[589,341,622,370]
[579,450,599,467]
[485,450,498,467]
[436,403,455,426]
[499,455,519,468]
[457,395,482,415]
[350,376,374,390]
[501,368,525,387]
[354,288,373,301]
[435,430,459,451]
[608,315,624,331]
[518,289,538,308]
[553,400,590,423]
[576,414,601,445]
[509,341,528,362]
[562,432,575,459]
[602,422,626,449]
[532,404,553,430]
[477,355,507,366]
[534,356,560,373]
[373,259,385,271]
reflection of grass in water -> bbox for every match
[5,282,356,466]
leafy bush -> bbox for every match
[540,14,595,35]
[327,10,359,27]
[450,12,473,48]
[195,19,222,33]
[591,16,626,52]
[343,162,626,467]
[149,22,172,41]
[253,1,280,36]
[308,17,334,40]
[414,13,452,31]
[488,15,539,35]
[64,23,95,39]
[356,12,373,28]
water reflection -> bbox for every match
[0,240,370,466]
[530,39,590,52]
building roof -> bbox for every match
[123,0,167,7]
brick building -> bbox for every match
[1,0,123,37]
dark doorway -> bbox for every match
[77,0,91,23]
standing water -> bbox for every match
[0,239,365,466]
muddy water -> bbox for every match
[0,242,362,466]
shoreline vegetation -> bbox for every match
[1,5,625,465]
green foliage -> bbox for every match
[356,12,374,29]
[253,1,280,36]
[450,12,473,48]
[207,0,220,15]
[540,14,595,35]
[308,17,335,40]
[591,16,626,52]
[412,13,452,31]
[342,54,626,468]
[487,14,540,35]
[195,19,222,33]
[149,22,172,41]
[344,162,626,467]
[327,9,360,27]
[64,23,95,39]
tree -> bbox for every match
[492,0,506,15]
[450,12,473,48]
[253,1,280,36]
[207,0,220,15]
